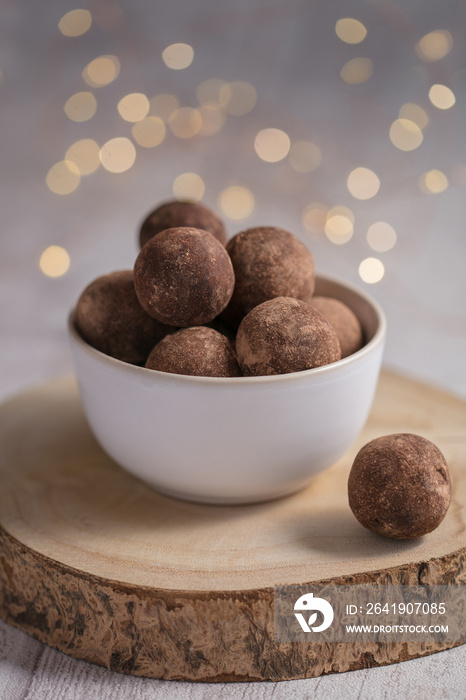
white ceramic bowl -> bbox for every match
[69,275,386,504]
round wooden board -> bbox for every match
[0,371,464,682]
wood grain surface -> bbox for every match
[0,371,464,681]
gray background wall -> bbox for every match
[1,0,465,399]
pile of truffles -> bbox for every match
[76,200,364,378]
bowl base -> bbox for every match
[151,479,313,506]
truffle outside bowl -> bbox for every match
[68,275,386,505]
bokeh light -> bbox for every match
[359,257,385,284]
[399,103,429,130]
[289,141,322,173]
[46,161,81,194]
[302,203,328,234]
[117,93,150,122]
[99,138,136,173]
[198,106,225,135]
[325,206,354,244]
[132,117,166,148]
[149,94,179,122]
[58,9,92,37]
[39,246,70,277]
[340,58,373,84]
[254,128,290,163]
[367,222,397,252]
[169,107,202,138]
[162,43,194,70]
[82,55,120,87]
[419,169,449,194]
[335,18,367,44]
[389,119,423,151]
[416,30,453,62]
[428,84,456,109]
[173,173,205,202]
[65,139,100,175]
[219,186,255,220]
[196,79,226,107]
[219,82,257,115]
[347,167,380,200]
[64,92,97,122]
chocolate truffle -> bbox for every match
[139,200,227,249]
[236,297,341,376]
[134,227,235,327]
[348,433,451,540]
[75,270,171,364]
[222,226,316,327]
[146,326,241,377]
[309,296,363,358]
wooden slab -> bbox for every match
[0,371,464,681]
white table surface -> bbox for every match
[1,1,465,697]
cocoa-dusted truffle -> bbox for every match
[134,227,235,327]
[348,433,451,540]
[146,326,241,377]
[75,270,171,364]
[139,200,227,249]
[236,297,341,376]
[222,226,315,327]
[309,296,363,358]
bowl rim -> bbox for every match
[68,273,386,386]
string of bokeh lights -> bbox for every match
[40,9,457,283]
